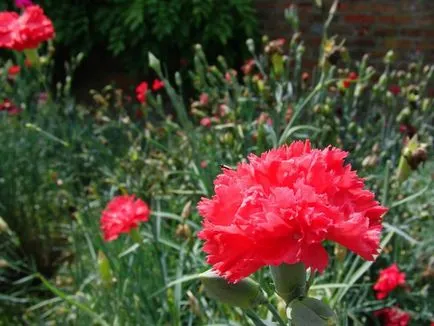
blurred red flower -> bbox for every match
[0,99,22,116]
[135,82,148,104]
[389,85,401,95]
[0,5,54,51]
[342,79,351,89]
[198,140,387,282]
[373,264,406,299]
[15,0,33,8]
[100,195,150,242]
[199,93,209,106]
[241,59,255,75]
[348,72,358,81]
[200,117,212,128]
[8,65,20,76]
[374,307,410,326]
[152,79,164,91]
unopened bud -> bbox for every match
[0,217,9,233]
[270,263,306,303]
[246,39,255,54]
[200,270,266,308]
[98,251,113,288]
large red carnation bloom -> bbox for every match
[373,264,406,299]
[0,5,54,51]
[198,140,387,282]
[374,307,410,326]
[101,195,150,241]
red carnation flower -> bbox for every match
[100,195,150,242]
[373,264,406,299]
[0,5,54,51]
[8,65,20,76]
[0,12,19,49]
[135,81,148,104]
[241,59,255,75]
[0,99,22,116]
[199,93,209,106]
[198,140,387,282]
[374,307,410,326]
[152,79,164,91]
[348,72,358,81]
[342,79,351,89]
[200,117,212,128]
[389,85,401,96]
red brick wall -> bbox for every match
[254,0,434,68]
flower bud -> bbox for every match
[246,39,255,54]
[290,297,336,326]
[200,270,266,308]
[181,201,192,220]
[148,52,161,74]
[270,263,306,304]
[0,217,9,233]
[98,251,113,288]
[384,50,395,64]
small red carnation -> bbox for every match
[241,59,255,75]
[100,195,150,242]
[8,65,20,76]
[200,117,212,128]
[374,307,410,326]
[348,72,358,81]
[0,99,21,116]
[389,85,401,96]
[135,81,148,104]
[373,264,406,299]
[342,79,351,89]
[0,5,54,51]
[199,93,209,106]
[152,79,164,91]
[302,72,310,81]
[198,140,387,282]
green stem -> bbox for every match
[266,300,287,326]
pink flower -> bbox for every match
[374,307,410,326]
[198,140,387,282]
[241,59,255,75]
[200,117,212,128]
[135,82,148,104]
[152,79,164,91]
[201,161,208,168]
[373,264,406,299]
[199,93,209,106]
[15,0,33,8]
[100,195,150,242]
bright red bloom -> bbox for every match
[373,264,406,299]
[100,195,150,242]
[342,79,351,89]
[0,12,19,49]
[8,65,20,76]
[200,117,212,128]
[135,81,148,104]
[374,307,410,326]
[198,140,387,282]
[152,79,164,91]
[0,5,54,51]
